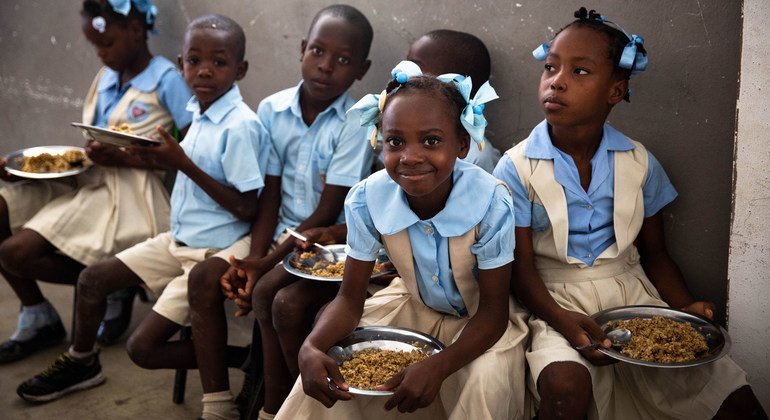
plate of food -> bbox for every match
[327,326,445,396]
[4,145,91,179]
[71,122,160,147]
[591,305,731,368]
[283,244,392,282]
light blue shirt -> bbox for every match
[170,85,268,249]
[345,159,515,316]
[493,120,678,266]
[93,56,192,130]
[259,82,373,239]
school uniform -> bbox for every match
[116,85,268,325]
[258,82,373,240]
[0,56,192,265]
[494,120,749,420]
[276,160,529,420]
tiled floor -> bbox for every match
[0,277,253,419]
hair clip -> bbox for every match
[92,16,107,33]
[532,43,549,61]
[390,60,422,84]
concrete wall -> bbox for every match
[1,0,763,402]
[728,0,770,408]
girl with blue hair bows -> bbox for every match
[494,7,764,420]
[275,63,529,419]
[3,0,192,398]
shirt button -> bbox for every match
[585,204,593,210]
[431,275,438,283]
[587,253,593,258]
[424,226,433,234]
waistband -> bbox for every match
[534,247,640,283]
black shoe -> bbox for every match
[17,350,105,403]
[96,286,144,346]
[0,320,66,364]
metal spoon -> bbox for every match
[327,345,352,365]
[286,227,337,262]
[575,328,632,351]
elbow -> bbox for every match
[233,203,259,222]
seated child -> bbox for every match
[275,70,528,419]
[187,5,374,419]
[15,14,268,405]
[261,31,507,413]
[0,0,192,363]
[493,8,766,419]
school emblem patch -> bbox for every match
[127,101,150,122]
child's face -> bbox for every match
[381,92,469,206]
[181,28,247,113]
[300,15,371,106]
[539,26,627,128]
[81,16,143,71]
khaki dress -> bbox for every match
[0,68,172,266]
[276,226,530,420]
[505,141,749,420]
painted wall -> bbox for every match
[1,0,763,403]
[728,0,770,409]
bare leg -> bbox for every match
[713,385,768,420]
[252,265,298,414]
[73,257,142,353]
[0,228,84,285]
[537,361,592,420]
[188,257,250,391]
[273,280,338,378]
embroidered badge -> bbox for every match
[127,100,150,122]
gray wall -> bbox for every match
[0,1,742,323]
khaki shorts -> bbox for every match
[116,232,251,325]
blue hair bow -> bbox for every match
[108,0,158,27]
[619,34,647,74]
[532,43,549,61]
[436,74,498,150]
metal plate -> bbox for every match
[283,244,392,282]
[71,122,160,147]
[4,146,91,179]
[591,305,731,368]
[329,326,446,396]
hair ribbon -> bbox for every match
[108,0,158,28]
[618,34,647,74]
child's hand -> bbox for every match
[126,126,189,170]
[220,255,270,317]
[298,343,352,407]
[553,309,616,366]
[0,157,22,182]
[378,358,444,413]
[85,140,124,166]
[681,301,715,320]
[295,226,336,249]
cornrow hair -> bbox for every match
[308,4,374,59]
[555,7,646,81]
[378,75,467,136]
[81,0,154,32]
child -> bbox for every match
[260,31,506,415]
[493,8,765,419]
[187,5,373,419]
[275,69,528,419]
[0,0,192,363]
[15,14,268,405]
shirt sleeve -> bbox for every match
[219,117,266,193]
[472,184,515,270]
[258,101,284,177]
[343,181,383,262]
[642,151,678,217]
[493,154,532,227]
[324,112,373,187]
[157,70,193,130]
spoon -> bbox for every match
[575,328,632,351]
[327,345,352,365]
[286,227,337,262]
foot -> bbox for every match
[17,350,105,403]
[96,287,137,346]
[0,320,66,364]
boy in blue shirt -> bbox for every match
[188,5,374,419]
[17,14,269,407]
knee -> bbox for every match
[0,236,29,274]
[126,331,157,369]
[188,259,226,309]
[252,276,280,324]
[272,288,305,333]
[77,261,116,301]
[538,362,592,417]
